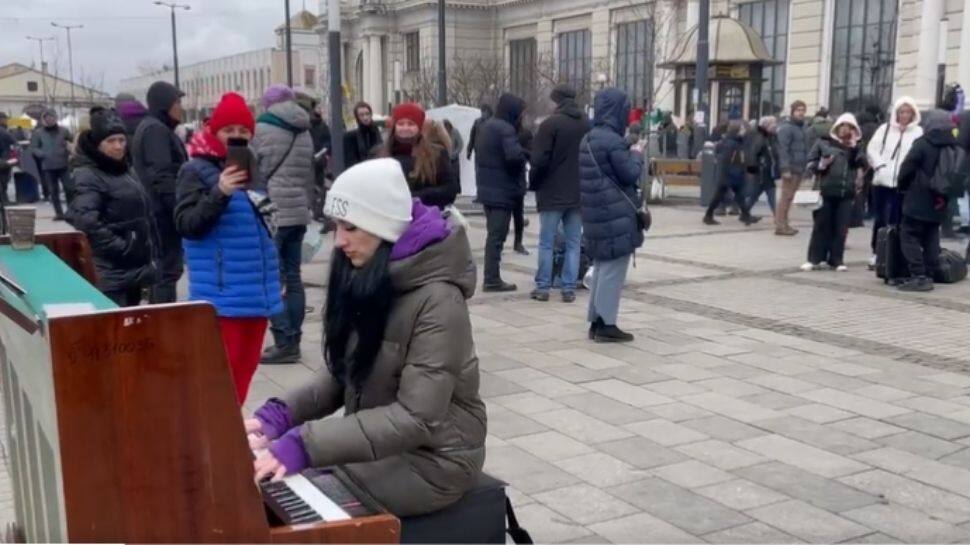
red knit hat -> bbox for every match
[208,92,255,134]
[391,102,426,127]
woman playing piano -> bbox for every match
[247,157,487,517]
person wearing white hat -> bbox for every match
[246,158,486,517]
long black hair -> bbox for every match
[323,242,395,387]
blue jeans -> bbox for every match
[269,225,306,347]
[534,208,582,293]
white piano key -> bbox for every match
[282,474,351,522]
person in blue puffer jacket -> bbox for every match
[579,87,644,343]
[174,92,283,405]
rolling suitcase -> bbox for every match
[875,225,908,283]
[934,248,967,284]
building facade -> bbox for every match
[323,0,970,120]
[0,63,111,120]
[118,11,324,121]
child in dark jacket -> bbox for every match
[802,113,867,272]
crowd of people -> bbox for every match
[2,76,970,519]
[690,94,970,293]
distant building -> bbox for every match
[118,10,323,121]
[326,0,970,118]
[0,63,111,119]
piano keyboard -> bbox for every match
[261,474,352,525]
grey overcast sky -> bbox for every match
[2,0,315,96]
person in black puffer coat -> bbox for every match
[703,120,760,226]
[474,93,527,292]
[131,81,188,304]
[802,113,867,272]
[579,88,643,343]
[68,110,158,307]
[529,84,591,302]
[895,110,959,292]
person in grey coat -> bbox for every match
[252,85,315,365]
[775,100,809,236]
[30,109,73,220]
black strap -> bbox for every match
[506,497,533,544]
[264,133,298,184]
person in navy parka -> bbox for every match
[579,88,644,343]
[174,92,283,404]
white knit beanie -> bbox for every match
[324,158,413,242]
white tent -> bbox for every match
[426,104,481,196]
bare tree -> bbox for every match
[136,60,172,76]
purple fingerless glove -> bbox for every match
[254,398,293,440]
[269,425,309,475]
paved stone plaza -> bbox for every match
[6,194,970,543]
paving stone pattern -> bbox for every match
[5,199,970,543]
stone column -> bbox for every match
[366,34,383,113]
[959,0,970,95]
[915,0,945,109]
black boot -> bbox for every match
[594,323,635,343]
[740,213,761,226]
[483,281,517,293]
[588,316,604,340]
[898,276,934,292]
[703,215,720,226]
[260,344,301,364]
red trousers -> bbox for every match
[218,317,268,405]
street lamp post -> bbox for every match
[50,22,82,131]
[285,0,293,88]
[154,2,191,90]
[694,0,710,140]
[26,35,55,106]
[437,0,446,107]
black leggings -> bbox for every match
[513,196,525,247]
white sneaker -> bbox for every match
[869,255,877,267]
[836,265,848,272]
[800,262,817,272]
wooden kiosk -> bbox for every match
[0,232,400,542]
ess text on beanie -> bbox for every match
[324,158,414,243]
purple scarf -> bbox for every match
[390,200,450,261]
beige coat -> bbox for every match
[283,221,486,517]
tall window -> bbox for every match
[509,38,537,103]
[615,20,653,108]
[557,29,591,101]
[829,0,897,115]
[738,0,789,116]
[405,32,420,73]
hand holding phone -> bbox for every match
[218,166,249,196]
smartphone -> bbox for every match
[225,137,251,182]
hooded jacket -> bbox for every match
[745,126,780,183]
[807,113,867,199]
[132,82,188,201]
[529,96,591,211]
[866,97,923,189]
[715,127,746,189]
[474,94,527,208]
[67,131,159,294]
[252,100,314,227]
[898,110,959,224]
[579,88,644,261]
[776,116,809,174]
[282,216,485,517]
[30,110,72,171]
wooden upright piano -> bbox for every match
[0,232,400,543]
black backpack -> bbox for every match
[927,145,967,198]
